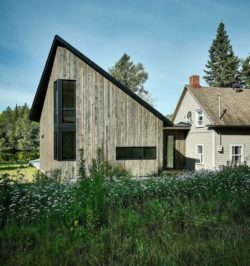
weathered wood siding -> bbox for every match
[40,46,163,177]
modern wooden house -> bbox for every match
[173,75,250,170]
[29,35,172,177]
[30,36,250,175]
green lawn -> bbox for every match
[0,162,37,182]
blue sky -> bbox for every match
[1,0,250,115]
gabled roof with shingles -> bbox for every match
[174,85,250,127]
[29,35,171,126]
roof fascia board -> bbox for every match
[172,86,188,122]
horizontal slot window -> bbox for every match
[116,147,156,160]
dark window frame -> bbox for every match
[116,147,157,160]
[54,79,76,161]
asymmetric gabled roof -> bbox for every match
[173,85,250,127]
[29,35,171,126]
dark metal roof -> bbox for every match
[29,35,171,126]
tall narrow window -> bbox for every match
[62,80,75,123]
[54,80,76,161]
[196,145,204,164]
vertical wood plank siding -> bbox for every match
[40,47,163,177]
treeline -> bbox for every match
[0,104,39,152]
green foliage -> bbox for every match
[166,113,173,121]
[204,22,240,87]
[0,173,13,228]
[109,53,153,104]
[1,166,250,265]
[0,150,39,163]
[77,148,87,180]
[75,148,129,229]
[0,104,39,153]
[241,56,250,88]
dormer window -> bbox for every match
[195,109,204,127]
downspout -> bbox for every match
[218,95,222,146]
[215,95,222,169]
[212,131,216,168]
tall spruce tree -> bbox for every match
[240,56,250,88]
[204,22,240,87]
[109,53,153,104]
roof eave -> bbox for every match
[209,125,250,129]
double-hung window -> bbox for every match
[231,145,244,165]
[195,109,204,127]
[54,80,76,161]
[196,145,204,164]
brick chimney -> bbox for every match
[189,75,200,89]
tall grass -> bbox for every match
[0,155,250,265]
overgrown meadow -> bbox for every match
[1,151,250,265]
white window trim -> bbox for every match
[230,144,244,164]
[195,109,204,128]
[196,144,204,165]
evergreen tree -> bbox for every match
[204,23,240,87]
[109,53,153,104]
[0,104,39,151]
[240,56,250,88]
